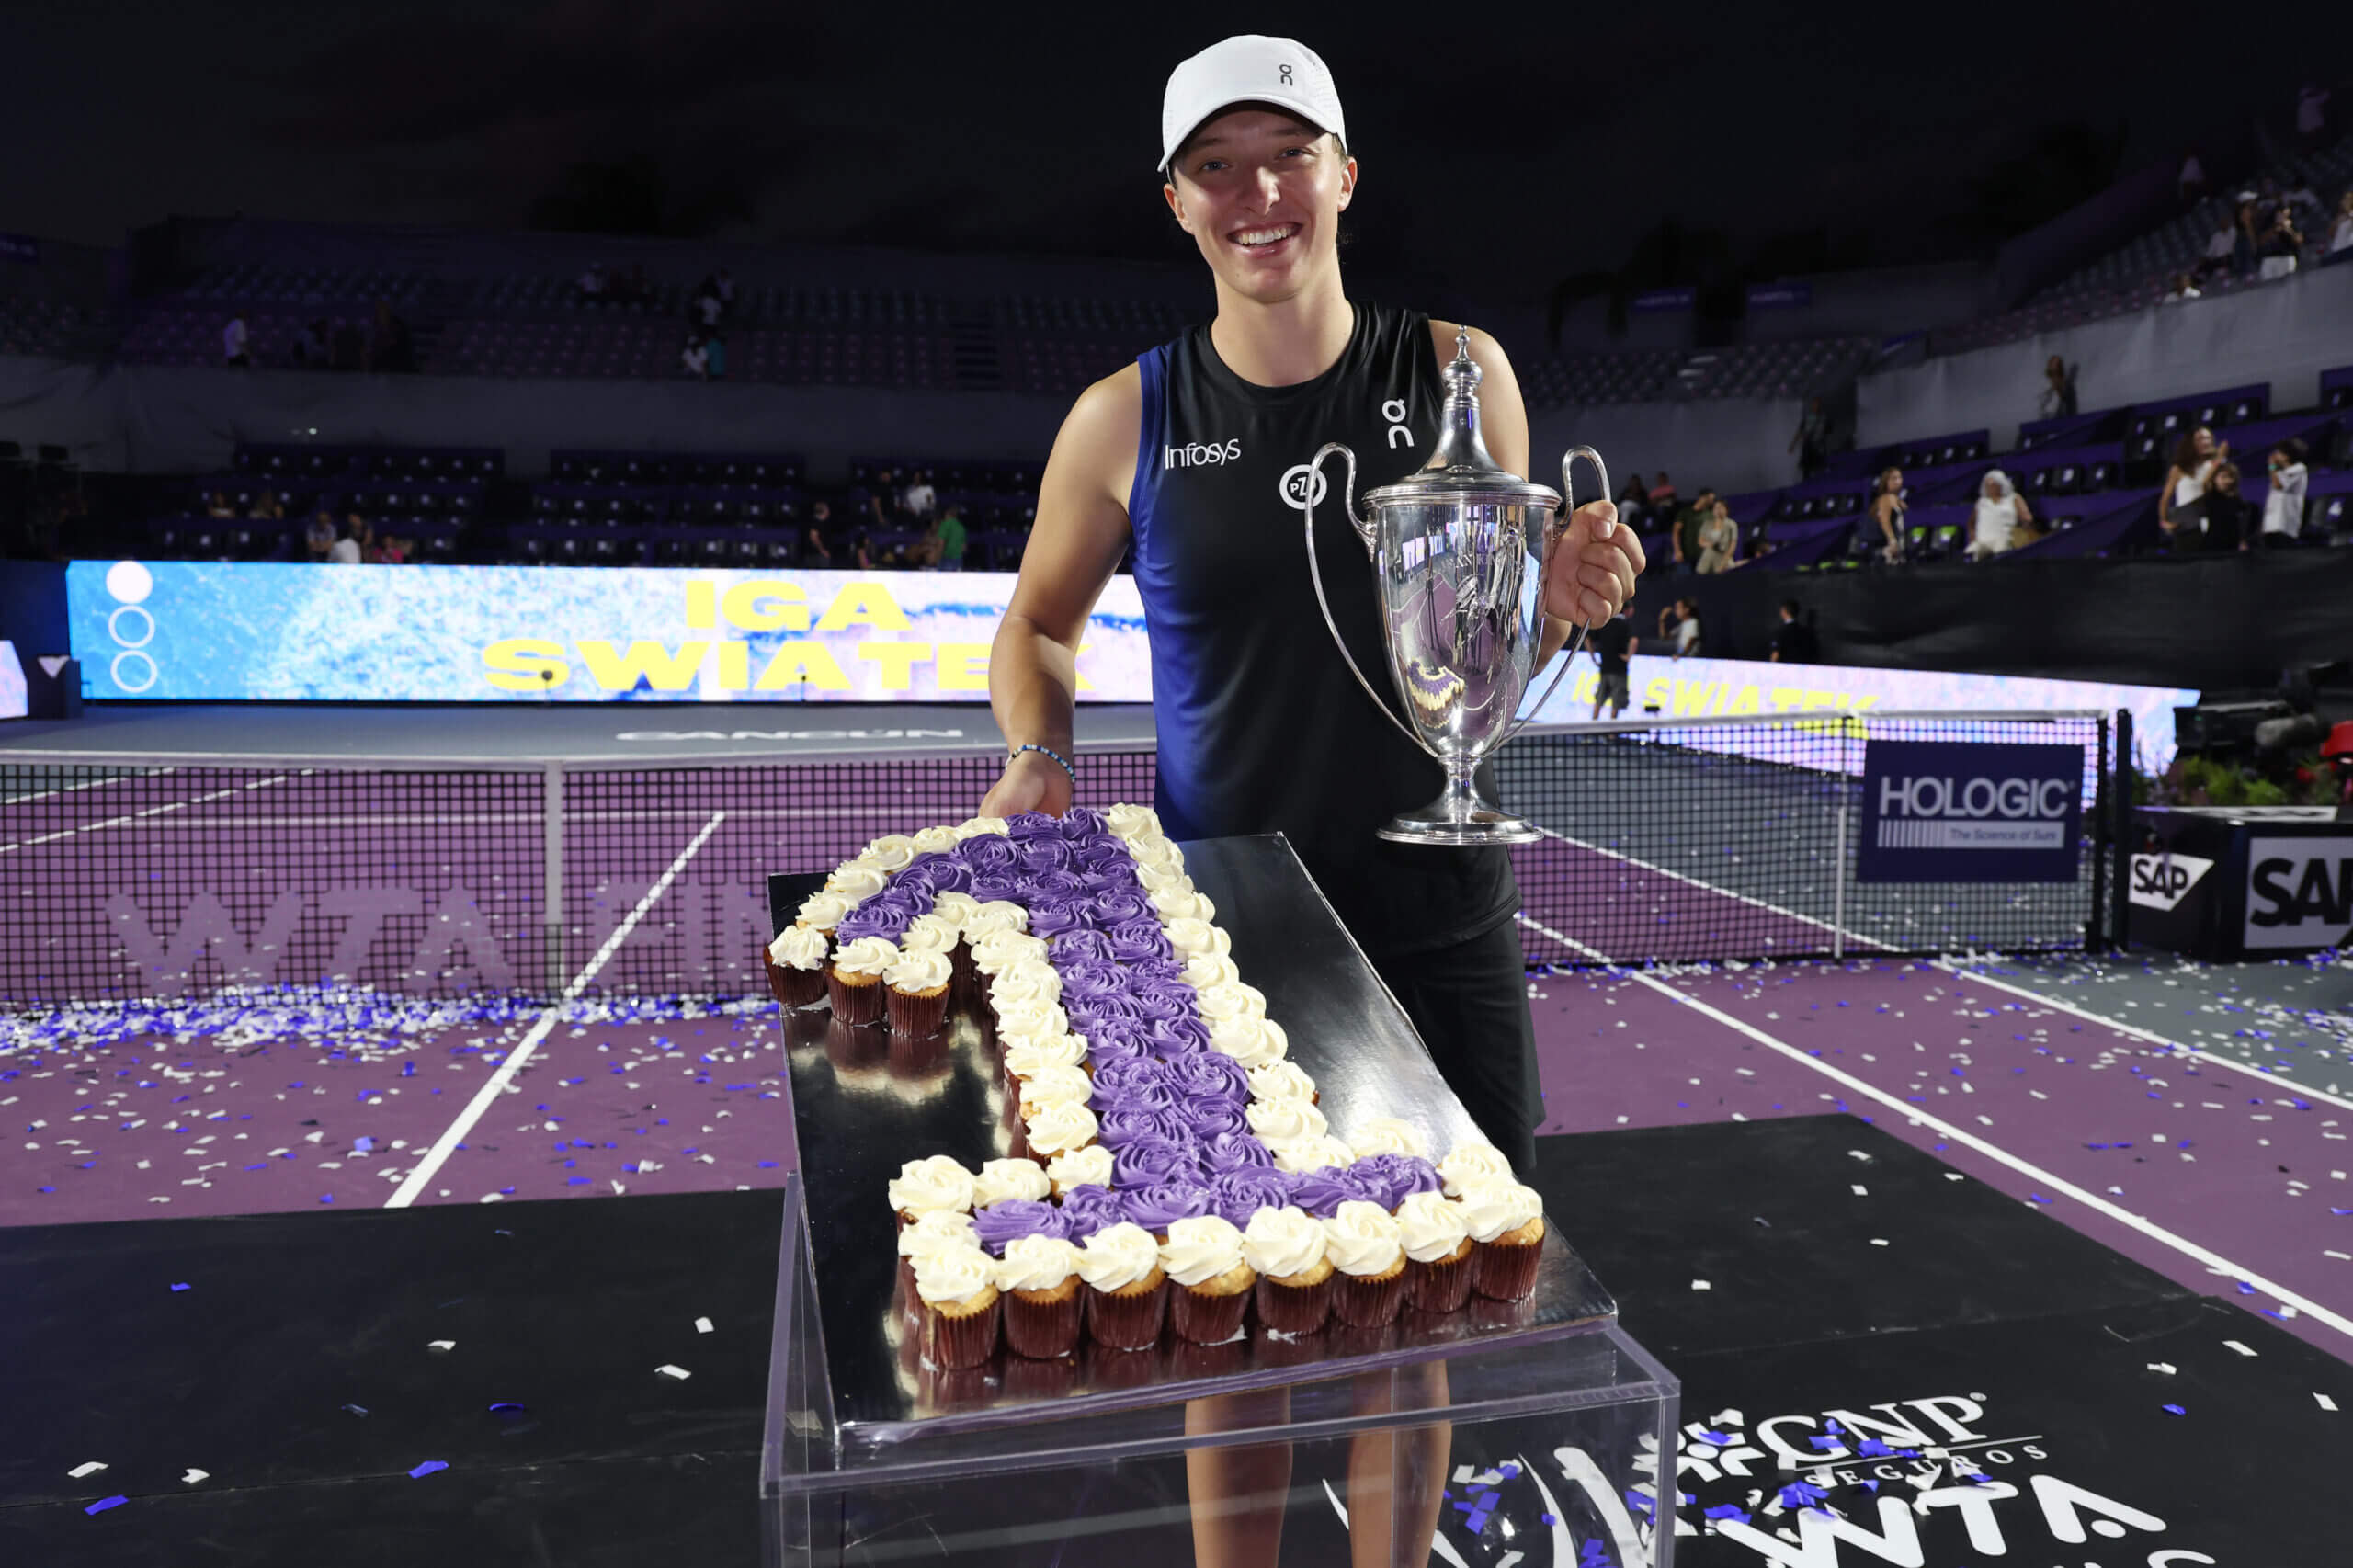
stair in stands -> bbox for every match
[944,308,1004,392]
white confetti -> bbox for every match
[2148,1362,2176,1375]
[2318,1393,2339,1412]
[2224,1340,2257,1358]
[1869,1238,1890,1247]
[427,1340,456,1353]
[694,1317,714,1334]
[655,1363,691,1380]
[1691,1279,1712,1291]
[1850,1184,1868,1197]
[68,1461,108,1479]
[182,1469,209,1484]
[1944,1172,1964,1181]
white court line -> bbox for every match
[1930,958,2353,1115]
[0,767,177,808]
[384,810,729,1209]
[0,773,289,856]
[1530,824,1892,952]
[1518,911,2353,1346]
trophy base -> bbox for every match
[1375,792,1546,846]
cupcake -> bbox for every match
[1001,1028,1088,1086]
[1017,1101,1098,1163]
[895,1208,979,1301]
[1159,1214,1256,1345]
[1347,1117,1429,1161]
[884,947,953,1038]
[1013,1063,1094,1122]
[1438,1142,1516,1197]
[911,1243,1000,1370]
[828,936,898,1025]
[1394,1190,1474,1313]
[1268,1134,1357,1175]
[1458,1181,1546,1301]
[764,925,829,1008]
[994,1234,1085,1359]
[1045,1143,1114,1197]
[793,888,852,940]
[1245,1098,1328,1144]
[1245,1058,1317,1104]
[1076,1221,1167,1351]
[969,1156,1051,1210]
[887,1154,974,1228]
[971,1198,1074,1256]
[1056,1182,1129,1242]
[1321,1200,1408,1328]
[1123,1179,1212,1242]
[1242,1205,1334,1335]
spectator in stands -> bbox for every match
[329,516,367,564]
[1614,473,1649,531]
[248,490,283,521]
[2201,461,2255,551]
[908,516,944,568]
[2158,428,2224,551]
[1789,396,1831,480]
[680,333,710,379]
[1768,600,1817,664]
[304,508,336,562]
[803,498,836,565]
[704,332,727,380]
[203,490,236,519]
[1868,467,1906,563]
[2232,197,2263,278]
[369,529,408,564]
[692,276,724,329]
[2333,192,2353,256]
[1967,469,2032,561]
[2038,356,2078,419]
[851,527,875,572]
[2193,216,2237,284]
[1647,471,1679,519]
[293,318,329,369]
[937,502,969,571]
[2261,439,2311,547]
[2256,204,2304,281]
[1656,597,1700,659]
[715,269,737,315]
[1587,609,1634,719]
[1695,499,1739,574]
[901,469,937,522]
[2177,153,2208,207]
[2164,272,2202,302]
[1670,485,1715,576]
[222,315,249,368]
[868,468,904,529]
[578,262,607,301]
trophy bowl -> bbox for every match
[1306,330,1608,846]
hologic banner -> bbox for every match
[66,561,1150,703]
[1857,740,2085,883]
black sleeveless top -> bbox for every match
[1129,301,1518,960]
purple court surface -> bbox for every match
[8,944,2347,1363]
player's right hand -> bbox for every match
[980,748,1073,820]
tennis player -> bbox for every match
[981,35,1643,1180]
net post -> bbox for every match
[2110,707,2134,952]
[1831,715,1854,960]
[2086,715,2110,954]
[543,761,566,996]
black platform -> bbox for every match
[6,1115,2346,1564]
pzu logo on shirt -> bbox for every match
[1166,437,1242,469]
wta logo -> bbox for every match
[1166,437,1242,469]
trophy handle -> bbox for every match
[1501,443,1610,744]
[1303,441,1428,755]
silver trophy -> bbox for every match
[1306,328,1608,845]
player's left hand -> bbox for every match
[1542,500,1643,625]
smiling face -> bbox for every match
[2193,427,2216,458]
[1163,105,1355,305]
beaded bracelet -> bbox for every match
[1009,742,1077,784]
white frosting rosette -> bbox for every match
[1321,1200,1404,1278]
[1104,803,1162,840]
[1179,952,1242,991]
[1002,1032,1087,1077]
[1438,1142,1515,1198]
[896,1208,977,1259]
[1245,1098,1328,1142]
[910,824,962,857]
[1453,1179,1543,1243]
[1045,1144,1114,1188]
[954,815,1010,838]
[1022,1101,1098,1157]
[970,1157,1052,1209]
[962,901,1029,939]
[1159,1214,1247,1288]
[1196,982,1267,1025]
[1267,1133,1356,1174]
[970,929,1047,975]
[888,1154,974,1218]
[991,958,1063,1006]
[1347,1117,1428,1160]
[832,936,901,978]
[929,891,980,933]
[859,835,919,872]
[795,889,853,931]
[1013,1063,1093,1111]
[1152,884,1216,923]
[993,995,1069,1040]
[1211,1016,1289,1069]
[885,948,952,995]
[824,863,889,903]
[1074,1221,1160,1291]
[1245,1059,1317,1103]
[896,913,960,955]
[767,925,828,971]
[912,1242,995,1306]
[1163,917,1230,960]
[1393,1190,1471,1263]
[1135,860,1191,894]
[1240,1206,1326,1279]
[994,1234,1082,1294]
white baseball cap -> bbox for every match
[1159,35,1347,176]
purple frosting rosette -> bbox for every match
[1199,1131,1276,1174]
[1097,1101,1188,1147]
[1205,1168,1295,1228]
[1166,1052,1249,1105]
[1286,1167,1358,1219]
[1123,1179,1212,1234]
[1056,1183,1129,1241]
[1089,1054,1173,1097]
[1344,1153,1444,1210]
[1111,1134,1200,1188]
[971,1198,1074,1256]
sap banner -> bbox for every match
[67,562,1150,703]
[1858,740,2085,883]
[2243,836,2353,950]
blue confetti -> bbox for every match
[85,1495,127,1515]
[2162,1403,2185,1415]
[408,1460,449,1479]
[170,1282,189,1292]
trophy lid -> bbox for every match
[1362,327,1563,511]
